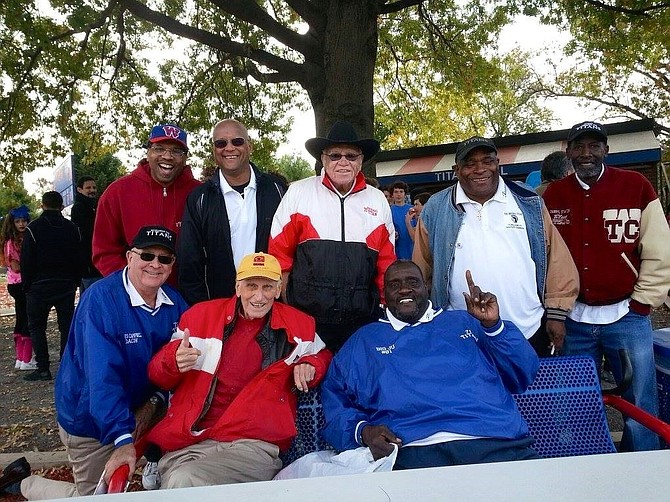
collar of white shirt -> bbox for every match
[218,166,257,195]
[575,165,604,190]
[385,301,442,331]
[122,267,174,311]
[455,178,507,206]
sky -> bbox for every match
[24,16,600,195]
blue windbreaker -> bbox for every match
[321,310,539,451]
[55,270,188,446]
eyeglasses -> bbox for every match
[324,153,362,162]
[213,138,246,149]
[130,250,175,265]
[149,145,187,158]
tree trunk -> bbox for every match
[303,1,379,175]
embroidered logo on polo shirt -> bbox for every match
[504,211,524,230]
[603,208,641,243]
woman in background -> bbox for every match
[1,205,36,370]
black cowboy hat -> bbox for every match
[305,121,380,162]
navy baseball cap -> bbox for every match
[146,124,188,150]
[455,136,497,164]
[567,121,608,143]
[131,226,176,254]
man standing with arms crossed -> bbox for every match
[543,121,670,451]
[178,119,286,305]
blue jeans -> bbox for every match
[564,311,660,451]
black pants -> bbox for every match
[7,283,29,336]
[26,283,76,371]
[394,437,538,470]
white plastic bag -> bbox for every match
[274,444,398,480]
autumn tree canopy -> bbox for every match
[1,0,666,182]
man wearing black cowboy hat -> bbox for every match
[269,120,396,351]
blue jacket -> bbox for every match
[55,270,188,446]
[321,310,539,451]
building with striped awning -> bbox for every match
[375,119,665,208]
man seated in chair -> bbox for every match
[145,252,332,488]
[321,260,539,469]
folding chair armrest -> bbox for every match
[602,394,670,444]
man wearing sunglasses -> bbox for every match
[269,121,396,352]
[93,123,202,286]
[178,118,287,305]
[18,226,189,499]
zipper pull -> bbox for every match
[163,187,167,197]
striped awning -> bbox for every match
[377,130,660,181]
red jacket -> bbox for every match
[92,159,201,285]
[543,167,670,312]
[147,297,332,453]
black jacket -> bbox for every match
[177,164,286,305]
[70,192,101,278]
[21,209,82,291]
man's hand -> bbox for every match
[546,319,566,352]
[405,208,416,224]
[462,270,500,328]
[103,443,136,484]
[293,363,316,392]
[175,328,201,373]
[361,424,402,460]
[133,398,165,441]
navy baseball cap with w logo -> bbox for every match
[146,124,188,150]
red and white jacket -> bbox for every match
[147,297,332,453]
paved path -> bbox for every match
[0,451,68,469]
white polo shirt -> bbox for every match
[219,168,258,269]
[446,181,544,338]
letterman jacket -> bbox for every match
[543,167,670,314]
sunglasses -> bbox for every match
[324,153,362,162]
[131,250,174,265]
[213,138,246,149]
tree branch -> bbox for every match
[380,0,426,15]
[541,87,670,136]
[207,0,320,59]
[284,0,326,30]
[583,0,670,16]
[118,0,305,82]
